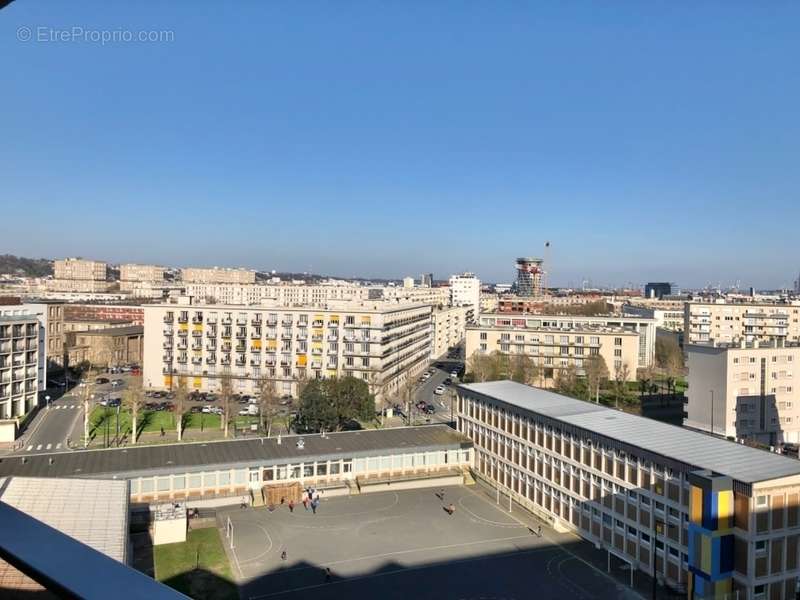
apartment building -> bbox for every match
[119,264,166,292]
[53,258,108,281]
[431,305,469,358]
[0,313,40,420]
[184,283,368,306]
[685,301,800,345]
[379,285,450,306]
[181,267,256,284]
[474,312,656,369]
[143,299,432,400]
[449,273,481,310]
[623,302,685,333]
[19,301,65,375]
[466,320,638,386]
[63,304,144,325]
[685,341,800,446]
[458,380,800,599]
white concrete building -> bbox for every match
[431,306,469,358]
[449,273,481,312]
[53,258,108,281]
[623,302,685,332]
[181,267,257,284]
[475,312,656,369]
[144,299,432,401]
[402,277,415,289]
[120,264,166,292]
[0,311,40,420]
[684,301,800,345]
[685,340,800,445]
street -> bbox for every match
[408,357,464,426]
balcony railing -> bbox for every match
[177,315,188,324]
[162,341,172,349]
[163,315,173,323]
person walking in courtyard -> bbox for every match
[537,525,542,537]
[311,498,318,514]
[281,550,287,561]
[288,499,295,513]
[303,496,309,511]
[445,503,455,515]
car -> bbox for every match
[443,378,452,386]
[238,408,252,416]
[107,398,121,408]
[190,406,203,413]
[424,404,435,414]
[434,385,446,395]
[95,377,110,384]
[110,379,124,387]
[279,395,292,406]
[202,406,213,413]
[416,400,427,411]
[450,371,458,378]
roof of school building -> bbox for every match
[0,425,471,480]
[459,380,800,485]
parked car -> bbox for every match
[434,385,445,395]
[95,377,110,385]
[443,378,452,386]
[110,379,124,387]
[279,395,292,405]
[190,406,203,413]
[424,404,435,414]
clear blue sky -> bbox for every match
[2,2,799,288]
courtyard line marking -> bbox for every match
[56,443,61,450]
[36,444,42,450]
[236,522,274,564]
[26,445,32,451]
[46,444,51,450]
[457,496,526,528]
[463,483,646,600]
[248,545,550,599]
[257,533,536,578]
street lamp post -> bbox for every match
[45,395,51,411]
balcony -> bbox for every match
[221,357,231,366]
[311,361,322,369]
[312,335,323,343]
[176,344,188,352]
[236,358,246,367]
[265,359,276,367]
[267,318,278,326]
[162,354,173,361]
[250,331,261,339]
[236,331,247,339]
[192,330,202,338]
[163,315,173,324]
[236,317,247,326]
[191,344,203,352]
[312,320,324,328]
[163,328,173,336]
[251,316,262,326]
[250,358,261,366]
[177,330,188,338]
[191,357,202,365]
[266,333,277,340]
[311,348,323,356]
[326,363,337,370]
[206,330,217,339]
[281,332,292,340]
[162,341,172,349]
[221,344,232,353]
[282,319,293,327]
[162,367,174,375]
[327,334,338,341]
[221,329,232,338]
[280,358,290,366]
[177,315,189,324]
[192,316,203,324]
[221,317,232,325]
[235,344,246,353]
[206,316,217,324]
[296,333,308,341]
[206,357,216,365]
[343,334,356,342]
[176,356,188,364]
[205,344,216,352]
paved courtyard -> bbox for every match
[218,485,642,600]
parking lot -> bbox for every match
[223,484,639,600]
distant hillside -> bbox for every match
[0,254,53,277]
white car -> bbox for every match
[421,373,431,380]
[434,385,446,395]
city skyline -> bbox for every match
[3,2,799,288]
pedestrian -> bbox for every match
[311,499,318,515]
[439,488,445,502]
[288,500,294,513]
[447,503,455,515]
[537,525,542,537]
[281,550,287,561]
[280,496,285,505]
[240,496,248,509]
[325,567,331,583]
[303,497,309,511]
[160,426,165,437]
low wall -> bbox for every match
[359,473,463,494]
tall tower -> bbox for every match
[515,257,544,297]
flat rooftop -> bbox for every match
[459,380,800,485]
[0,425,471,480]
[0,476,129,563]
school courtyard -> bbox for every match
[218,484,644,600]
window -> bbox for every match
[614,337,622,346]
[480,332,487,340]
[755,540,767,555]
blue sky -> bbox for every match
[2,2,799,288]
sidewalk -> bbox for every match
[83,424,251,449]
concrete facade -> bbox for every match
[685,341,800,445]
[0,313,40,419]
[431,305,469,358]
[449,273,481,310]
[685,301,800,345]
[144,299,432,401]
[181,267,256,284]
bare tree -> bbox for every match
[584,354,609,403]
[257,375,279,437]
[510,354,537,385]
[80,371,96,448]
[613,361,632,409]
[175,377,188,441]
[123,376,143,444]
[219,372,233,438]
[554,363,579,396]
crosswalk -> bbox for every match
[23,442,64,453]
[51,404,78,410]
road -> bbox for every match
[408,358,464,425]
[14,374,134,455]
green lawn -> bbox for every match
[154,528,238,600]
[89,407,262,440]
